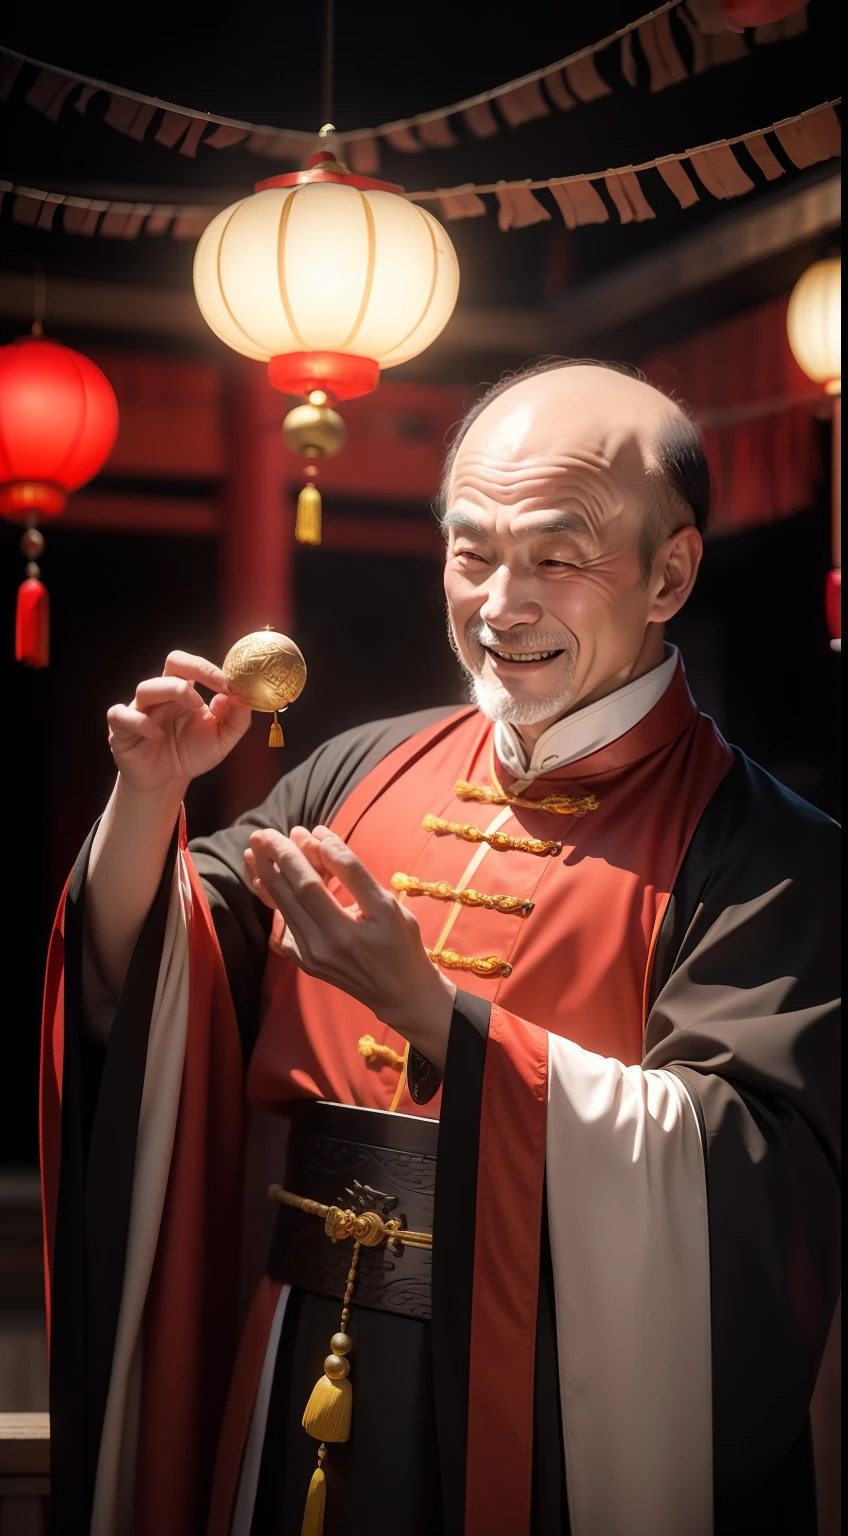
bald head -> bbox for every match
[442,359,710,577]
[440,358,706,739]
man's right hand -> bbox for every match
[107,651,253,794]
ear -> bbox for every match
[647,526,702,623]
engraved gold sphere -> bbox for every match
[282,402,347,460]
[222,628,307,713]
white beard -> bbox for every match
[468,670,579,725]
[449,613,580,726]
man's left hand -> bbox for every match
[244,825,455,1071]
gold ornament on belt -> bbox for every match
[454,780,599,817]
[267,1181,433,1536]
[222,625,306,748]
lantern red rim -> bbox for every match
[267,352,380,402]
[254,151,404,198]
[0,480,68,521]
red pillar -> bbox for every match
[220,358,294,821]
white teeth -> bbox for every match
[488,649,558,663]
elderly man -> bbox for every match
[42,362,838,1536]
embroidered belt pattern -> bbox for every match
[422,814,562,858]
[391,871,534,917]
[454,779,598,818]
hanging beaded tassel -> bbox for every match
[15,529,49,668]
[300,1241,360,1536]
[268,710,285,748]
[295,481,322,545]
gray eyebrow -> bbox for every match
[440,512,486,538]
[440,510,592,540]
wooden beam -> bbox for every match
[0,1415,49,1476]
[549,173,841,350]
[59,493,444,558]
[63,493,222,536]
[319,514,443,558]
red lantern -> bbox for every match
[0,335,119,666]
[721,1,807,32]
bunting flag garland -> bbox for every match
[412,99,839,226]
[0,1,809,170]
[0,99,838,243]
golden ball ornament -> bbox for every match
[222,628,306,747]
[330,1333,353,1356]
[282,402,347,460]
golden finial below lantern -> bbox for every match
[222,626,307,747]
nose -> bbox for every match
[478,563,542,632]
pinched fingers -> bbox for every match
[162,651,230,694]
[107,703,166,744]
[134,677,206,713]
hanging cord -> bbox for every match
[32,263,45,336]
[321,0,335,129]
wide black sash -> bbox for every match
[267,1101,439,1322]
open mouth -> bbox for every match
[483,646,564,665]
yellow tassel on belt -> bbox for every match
[300,1447,327,1536]
[268,1186,432,1536]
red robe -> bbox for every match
[41,659,839,1536]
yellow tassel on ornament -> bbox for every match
[302,1360,352,1442]
[268,711,284,748]
[296,483,322,545]
[300,1449,327,1536]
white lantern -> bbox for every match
[786,256,842,652]
[193,152,460,545]
[786,256,841,396]
[193,159,459,398]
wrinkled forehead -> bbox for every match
[449,367,675,501]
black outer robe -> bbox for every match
[49,707,840,1536]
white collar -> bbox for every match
[494,646,679,786]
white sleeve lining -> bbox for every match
[546,1034,713,1536]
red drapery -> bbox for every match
[643,296,826,534]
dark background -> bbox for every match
[0,1,842,1166]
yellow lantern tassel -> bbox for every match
[300,1447,327,1536]
[268,710,284,748]
[295,483,322,545]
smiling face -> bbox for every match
[443,366,703,743]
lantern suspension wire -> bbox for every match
[321,0,335,131]
[31,263,46,337]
